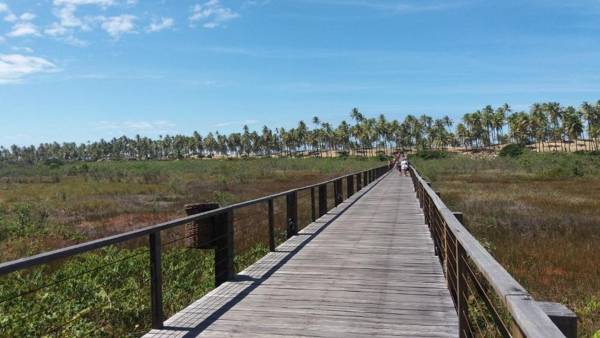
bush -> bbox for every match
[498,144,526,157]
[413,150,449,160]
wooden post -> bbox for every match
[184,203,220,248]
[456,244,468,338]
[310,187,316,221]
[453,212,464,224]
[214,210,234,286]
[286,192,298,238]
[347,175,354,197]
[268,199,275,251]
[356,173,362,191]
[333,179,339,206]
[318,184,327,217]
[363,171,368,185]
[536,302,578,338]
[149,232,163,329]
[334,179,343,206]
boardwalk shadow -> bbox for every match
[159,174,387,337]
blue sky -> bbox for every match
[1,0,600,146]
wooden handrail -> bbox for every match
[409,165,565,338]
[0,165,388,276]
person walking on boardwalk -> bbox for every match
[400,158,409,176]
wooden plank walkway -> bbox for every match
[144,172,458,338]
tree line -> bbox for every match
[2,100,600,164]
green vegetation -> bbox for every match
[412,152,600,336]
[0,157,382,337]
[0,157,380,261]
[498,143,527,157]
[3,100,600,164]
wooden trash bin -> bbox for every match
[184,203,220,249]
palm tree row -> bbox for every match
[2,100,600,164]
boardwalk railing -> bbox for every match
[409,165,566,338]
[0,164,389,333]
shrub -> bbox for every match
[413,150,449,160]
[498,144,526,157]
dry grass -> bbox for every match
[413,154,600,337]
[0,157,382,262]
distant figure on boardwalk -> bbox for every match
[400,158,409,176]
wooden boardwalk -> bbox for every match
[144,172,458,338]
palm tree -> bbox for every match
[543,102,564,151]
[562,106,584,152]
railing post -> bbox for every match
[363,171,368,185]
[268,199,275,251]
[347,175,354,197]
[318,184,327,217]
[286,191,298,238]
[333,179,339,206]
[310,187,316,222]
[215,210,234,286]
[149,232,163,329]
[356,173,362,190]
[334,179,343,206]
[456,243,469,338]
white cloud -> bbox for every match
[46,0,138,42]
[4,13,17,22]
[53,0,115,6]
[147,17,174,32]
[55,5,86,29]
[20,12,36,21]
[93,120,177,133]
[190,0,240,29]
[7,22,41,37]
[11,46,34,53]
[215,119,259,127]
[99,15,136,38]
[0,54,59,83]
[301,0,468,13]
[0,3,17,22]
[44,22,69,36]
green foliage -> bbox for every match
[0,242,271,337]
[498,144,526,157]
[412,153,600,336]
[413,149,449,160]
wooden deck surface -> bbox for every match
[144,172,458,338]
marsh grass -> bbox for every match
[0,157,380,262]
[412,153,600,337]
[0,157,382,337]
